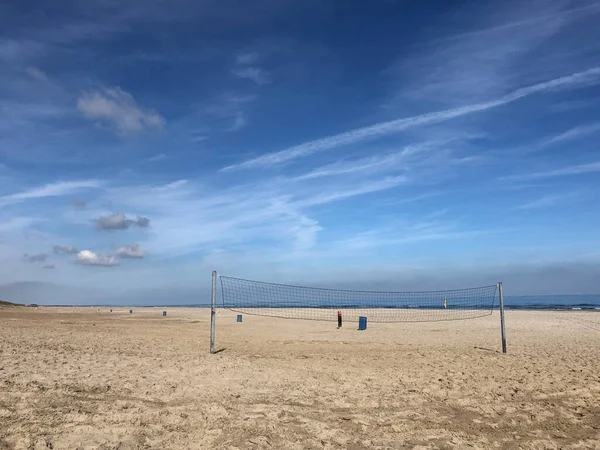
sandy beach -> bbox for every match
[1,307,599,449]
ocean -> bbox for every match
[175,295,600,311]
[51,294,600,310]
[502,295,600,311]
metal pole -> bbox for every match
[210,270,217,354]
[498,282,507,354]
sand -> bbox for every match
[1,307,599,449]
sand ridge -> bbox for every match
[1,307,599,449]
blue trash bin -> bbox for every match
[358,316,367,330]
[237,314,243,323]
[163,311,167,317]
[129,309,133,314]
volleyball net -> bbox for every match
[219,276,498,323]
[210,273,507,354]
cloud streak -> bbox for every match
[222,67,600,171]
[542,122,600,147]
[503,161,600,181]
[514,193,580,210]
[1,180,102,202]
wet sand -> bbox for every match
[1,307,599,449]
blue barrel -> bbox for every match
[163,311,167,317]
[358,316,367,330]
[237,314,243,323]
[109,309,112,313]
[129,309,133,314]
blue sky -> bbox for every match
[1,0,600,302]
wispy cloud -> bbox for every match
[236,52,259,65]
[503,161,600,181]
[146,153,168,163]
[205,93,255,133]
[375,191,449,207]
[25,66,48,82]
[292,139,468,181]
[77,87,166,136]
[232,67,271,85]
[0,217,40,233]
[297,176,409,207]
[0,38,43,63]
[541,122,600,147]
[227,113,247,132]
[222,67,600,171]
[232,50,270,85]
[294,150,410,180]
[98,171,415,259]
[1,180,102,202]
[325,222,509,251]
[391,0,577,106]
[514,192,580,210]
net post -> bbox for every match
[498,282,507,354]
[210,270,217,354]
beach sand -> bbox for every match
[1,307,599,449]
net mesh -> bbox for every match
[220,276,497,323]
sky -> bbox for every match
[1,0,600,303]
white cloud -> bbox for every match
[232,67,271,85]
[76,250,119,267]
[1,180,102,202]
[99,168,416,260]
[222,67,600,171]
[116,243,146,259]
[77,87,166,136]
